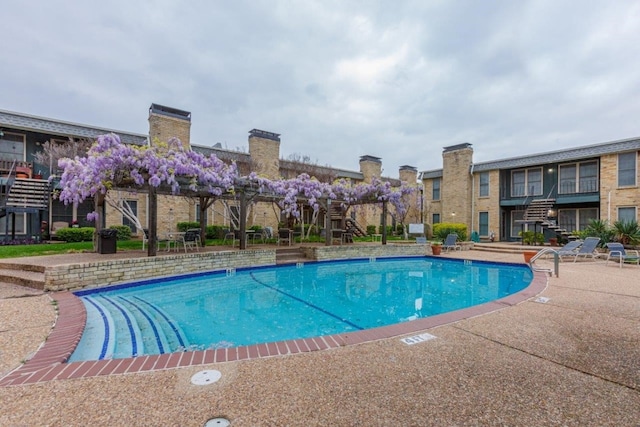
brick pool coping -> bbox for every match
[0,266,547,386]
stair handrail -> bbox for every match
[1,160,18,203]
[528,247,559,277]
[545,183,557,201]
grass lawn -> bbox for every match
[0,235,407,259]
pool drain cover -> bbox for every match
[205,418,230,427]
[191,370,222,385]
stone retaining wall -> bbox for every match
[43,244,447,291]
[302,243,429,261]
[44,250,275,291]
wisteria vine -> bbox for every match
[58,133,416,221]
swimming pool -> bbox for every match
[70,256,532,362]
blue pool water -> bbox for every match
[70,257,533,361]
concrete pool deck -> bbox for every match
[1,249,639,425]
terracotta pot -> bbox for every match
[523,251,537,263]
[431,245,442,255]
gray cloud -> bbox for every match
[3,0,640,175]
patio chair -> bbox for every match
[142,228,169,251]
[605,242,640,268]
[443,233,462,252]
[278,228,293,246]
[222,229,235,246]
[415,237,427,244]
[555,240,583,260]
[180,229,201,252]
[253,226,274,243]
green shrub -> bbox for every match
[205,225,223,239]
[379,225,393,235]
[177,221,200,232]
[432,223,468,241]
[109,225,132,241]
[396,224,404,234]
[518,230,544,245]
[56,227,95,242]
[577,219,616,248]
[366,225,377,235]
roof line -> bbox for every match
[0,108,148,139]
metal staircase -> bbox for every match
[1,178,50,218]
[345,217,366,237]
[519,198,570,237]
[329,205,366,237]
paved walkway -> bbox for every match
[0,250,638,426]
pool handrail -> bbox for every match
[529,248,559,277]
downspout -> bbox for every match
[470,163,475,236]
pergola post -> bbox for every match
[382,201,388,245]
[324,198,332,246]
[239,192,247,250]
[148,187,158,257]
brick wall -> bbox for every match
[473,170,500,240]
[148,113,191,148]
[442,147,473,228]
[600,152,640,221]
[357,157,383,230]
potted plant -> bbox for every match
[431,241,442,255]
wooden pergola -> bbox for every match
[97,178,390,257]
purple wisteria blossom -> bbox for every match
[58,133,416,222]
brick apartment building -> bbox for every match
[0,104,422,240]
[421,139,640,242]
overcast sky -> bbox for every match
[3,0,640,176]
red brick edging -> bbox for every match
[0,269,547,386]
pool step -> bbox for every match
[276,247,306,264]
[0,266,45,289]
[74,294,191,360]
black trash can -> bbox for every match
[98,229,118,254]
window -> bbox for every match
[510,210,527,237]
[618,152,637,187]
[122,200,138,232]
[559,161,598,194]
[618,207,637,223]
[432,213,440,224]
[512,171,525,197]
[478,212,489,236]
[558,208,598,233]
[511,168,542,197]
[0,213,26,235]
[479,172,489,197]
[0,133,25,161]
[432,178,441,200]
[196,203,209,224]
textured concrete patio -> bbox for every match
[0,249,638,426]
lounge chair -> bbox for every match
[443,233,462,252]
[605,242,640,268]
[555,240,583,260]
[562,237,600,262]
[415,237,427,244]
